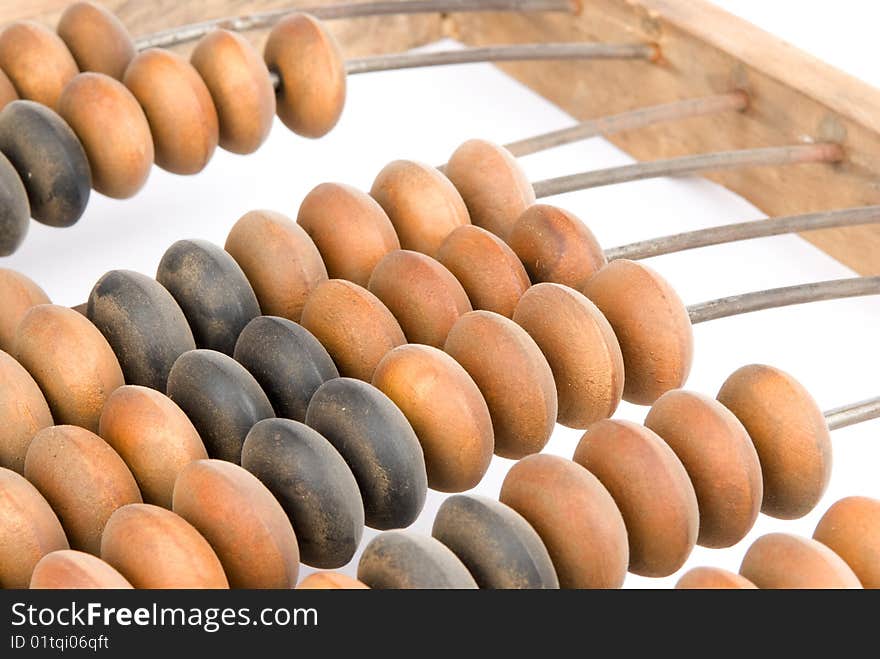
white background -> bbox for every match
[3,1,879,588]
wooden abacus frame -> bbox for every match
[7,0,880,276]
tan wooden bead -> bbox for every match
[740,533,862,589]
[372,344,493,493]
[0,21,78,109]
[675,567,757,589]
[57,72,153,199]
[582,259,693,405]
[14,304,124,433]
[445,139,535,239]
[298,572,369,589]
[371,160,471,256]
[264,13,346,138]
[444,311,557,459]
[56,2,135,81]
[298,182,400,287]
[508,204,607,288]
[30,550,133,589]
[368,249,472,348]
[717,364,831,520]
[300,279,406,381]
[124,48,218,175]
[0,67,18,110]
[513,283,623,429]
[645,390,762,548]
[436,225,530,318]
[0,350,53,473]
[813,496,880,589]
[191,29,275,154]
[225,209,327,322]
[0,268,50,353]
[574,419,699,577]
[500,454,628,589]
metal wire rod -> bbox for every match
[824,397,880,431]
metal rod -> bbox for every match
[605,206,880,261]
[531,143,844,198]
[344,42,657,74]
[505,91,749,158]
[134,0,578,50]
[825,397,880,431]
[687,276,880,324]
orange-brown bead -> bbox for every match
[225,209,327,322]
[124,48,219,175]
[513,283,624,429]
[372,344,493,492]
[0,269,49,352]
[191,29,275,154]
[371,161,471,256]
[436,225,530,318]
[574,419,699,577]
[717,364,831,520]
[0,21,78,109]
[298,182,400,287]
[740,533,862,589]
[57,72,153,199]
[14,304,123,432]
[675,567,757,589]
[56,2,135,80]
[30,550,133,589]
[0,67,18,110]
[298,572,369,589]
[300,279,406,381]
[368,250,472,348]
[264,13,346,137]
[445,139,535,239]
[0,350,53,473]
[813,496,880,589]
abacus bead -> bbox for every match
[0,269,49,352]
[813,496,880,589]
[675,567,757,589]
[56,2,135,80]
[509,204,606,288]
[0,22,78,108]
[740,533,862,589]
[242,418,364,569]
[157,239,261,355]
[172,459,301,589]
[445,139,536,239]
[372,344,494,493]
[444,311,557,459]
[0,468,68,589]
[233,316,338,422]
[225,210,326,323]
[513,283,624,429]
[14,304,123,432]
[0,67,17,110]
[357,532,478,589]
[0,151,29,255]
[297,182,400,287]
[30,551,132,589]
[573,419,699,577]
[300,279,405,381]
[368,250,472,348]
[166,349,274,464]
[57,73,153,199]
[87,269,196,390]
[191,29,275,154]
[499,454,629,589]
[582,259,693,405]
[371,161,470,256]
[645,390,762,549]
[98,386,207,508]
[717,364,831,520]
[0,350,53,473]
[263,14,346,138]
[298,572,369,589]
[24,425,142,555]
[432,495,558,589]
[306,377,427,530]
[0,101,91,227]
[124,49,219,175]
[436,225,530,318]
[101,504,228,589]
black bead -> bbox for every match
[0,151,29,256]
[357,531,478,589]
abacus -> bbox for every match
[1,0,879,591]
